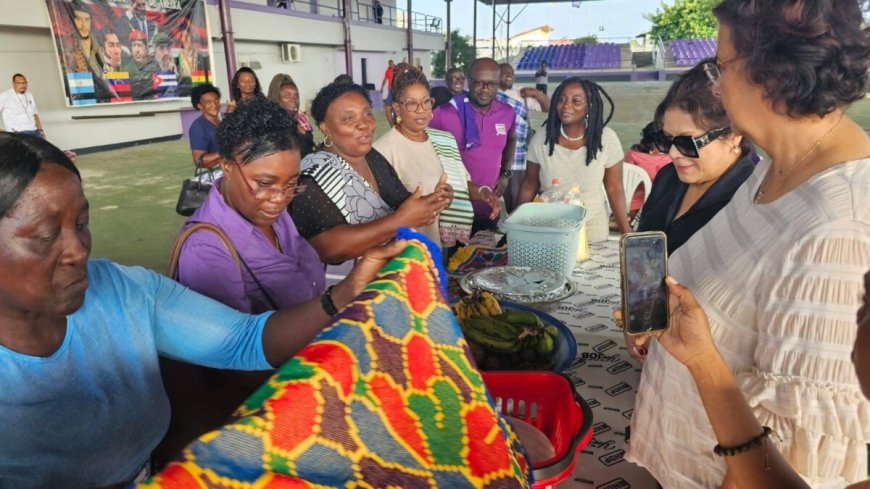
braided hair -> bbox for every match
[391,67,429,101]
[543,77,614,165]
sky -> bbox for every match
[410,0,671,42]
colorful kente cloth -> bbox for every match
[139,230,531,488]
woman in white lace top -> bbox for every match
[624,1,870,487]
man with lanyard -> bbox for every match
[430,57,516,233]
[0,74,44,138]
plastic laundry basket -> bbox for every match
[483,371,594,489]
[503,203,586,276]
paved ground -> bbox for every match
[77,81,870,273]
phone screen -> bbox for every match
[620,232,669,335]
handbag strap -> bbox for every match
[167,222,279,310]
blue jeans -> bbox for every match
[15,130,42,139]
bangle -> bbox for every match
[320,285,338,316]
[479,185,493,196]
[713,426,775,457]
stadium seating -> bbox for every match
[669,38,716,67]
[516,43,623,70]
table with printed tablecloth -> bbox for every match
[550,238,658,489]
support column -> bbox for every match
[506,0,510,63]
[472,0,477,56]
[491,0,495,58]
[217,0,237,87]
[407,0,414,65]
[342,0,353,77]
[445,0,452,72]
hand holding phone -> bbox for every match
[620,232,669,336]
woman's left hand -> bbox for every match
[332,240,407,308]
[647,277,718,370]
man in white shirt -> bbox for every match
[0,74,44,138]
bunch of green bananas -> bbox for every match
[459,309,561,370]
[453,291,502,320]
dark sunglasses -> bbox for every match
[653,126,731,158]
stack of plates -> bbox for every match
[459,266,577,306]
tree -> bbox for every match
[573,35,598,44]
[431,30,476,78]
[644,0,718,41]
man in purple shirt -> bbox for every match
[430,58,516,229]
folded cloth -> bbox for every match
[138,229,531,489]
[450,93,481,150]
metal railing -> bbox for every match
[253,0,442,33]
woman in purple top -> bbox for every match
[163,98,327,462]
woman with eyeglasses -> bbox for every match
[635,59,754,256]
[289,81,452,264]
[625,1,870,487]
[516,77,632,240]
[165,98,382,460]
[373,68,500,248]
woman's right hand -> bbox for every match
[397,177,451,228]
[651,277,719,370]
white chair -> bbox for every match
[621,163,652,210]
[603,163,653,231]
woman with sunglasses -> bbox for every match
[625,1,870,487]
[516,77,631,240]
[373,68,499,248]
[635,60,754,256]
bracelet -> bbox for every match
[478,185,493,196]
[713,426,774,457]
[320,285,338,316]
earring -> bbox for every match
[732,146,740,154]
[324,135,334,148]
[395,115,403,125]
[584,114,590,125]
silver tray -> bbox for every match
[459,267,578,309]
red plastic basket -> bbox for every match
[483,372,594,488]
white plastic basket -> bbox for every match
[503,203,586,276]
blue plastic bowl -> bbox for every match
[500,301,578,372]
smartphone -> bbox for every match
[619,231,669,335]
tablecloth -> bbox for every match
[551,238,658,489]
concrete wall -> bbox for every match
[0,0,442,151]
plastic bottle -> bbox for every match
[563,185,589,263]
[538,178,564,203]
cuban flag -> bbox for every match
[152,71,178,98]
[106,71,132,103]
[67,72,97,106]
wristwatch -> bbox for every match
[500,169,513,178]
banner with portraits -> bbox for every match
[44,0,214,106]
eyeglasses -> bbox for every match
[703,55,740,84]
[232,160,306,201]
[469,79,498,91]
[653,126,731,158]
[398,97,435,112]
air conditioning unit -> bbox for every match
[280,43,302,63]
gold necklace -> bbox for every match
[754,114,843,204]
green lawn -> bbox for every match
[79,82,870,272]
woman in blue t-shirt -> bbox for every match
[0,132,402,488]
[188,83,223,184]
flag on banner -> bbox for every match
[152,71,178,98]
[190,69,212,84]
[106,71,132,103]
[66,72,97,105]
